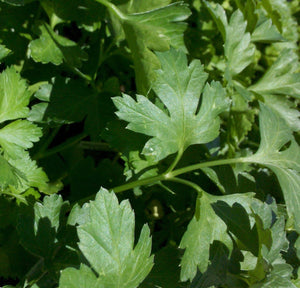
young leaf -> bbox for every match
[251,19,284,43]
[204,2,255,81]
[249,49,300,99]
[0,44,10,61]
[246,104,300,232]
[113,49,229,161]
[59,188,153,288]
[29,22,88,67]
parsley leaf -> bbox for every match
[249,49,300,99]
[29,22,88,67]
[204,2,255,81]
[113,49,229,161]
[101,0,191,94]
[246,104,300,232]
[59,188,153,288]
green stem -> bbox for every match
[34,132,87,160]
[165,149,183,174]
[70,66,93,83]
[112,174,164,193]
[168,177,202,194]
[168,157,247,178]
[112,157,247,194]
[33,126,61,160]
[94,0,126,20]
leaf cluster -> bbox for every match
[0,0,299,287]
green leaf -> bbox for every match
[9,153,51,193]
[0,120,42,159]
[249,49,300,99]
[52,0,105,26]
[204,2,255,80]
[34,78,115,140]
[113,49,229,161]
[104,1,191,94]
[263,95,300,132]
[246,104,300,233]
[17,194,69,259]
[59,188,153,288]
[0,155,21,189]
[29,22,88,67]
[0,44,10,61]
[180,192,241,282]
[248,201,296,287]
[0,67,30,123]
[251,19,284,43]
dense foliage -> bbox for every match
[0,0,300,287]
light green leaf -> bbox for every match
[0,155,21,189]
[34,194,66,232]
[0,120,42,159]
[204,2,255,80]
[113,49,229,161]
[251,19,284,43]
[59,188,153,288]
[9,153,51,193]
[248,201,295,287]
[179,192,251,282]
[126,0,171,13]
[0,44,10,61]
[249,49,300,99]
[263,95,300,132]
[246,104,300,232]
[102,1,191,94]
[29,22,88,67]
[0,67,30,123]
[59,264,99,288]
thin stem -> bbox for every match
[168,157,247,178]
[112,174,165,193]
[34,132,87,160]
[70,66,93,83]
[112,157,247,193]
[168,177,202,194]
[32,126,61,160]
[94,0,126,20]
[165,149,183,174]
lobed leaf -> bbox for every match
[29,22,88,67]
[0,120,42,159]
[59,188,153,288]
[180,192,255,282]
[113,49,229,161]
[249,49,300,99]
[246,104,300,232]
[204,2,255,80]
[0,67,30,123]
[103,1,191,94]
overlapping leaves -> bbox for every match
[99,0,191,94]
[245,104,300,233]
[0,67,50,193]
